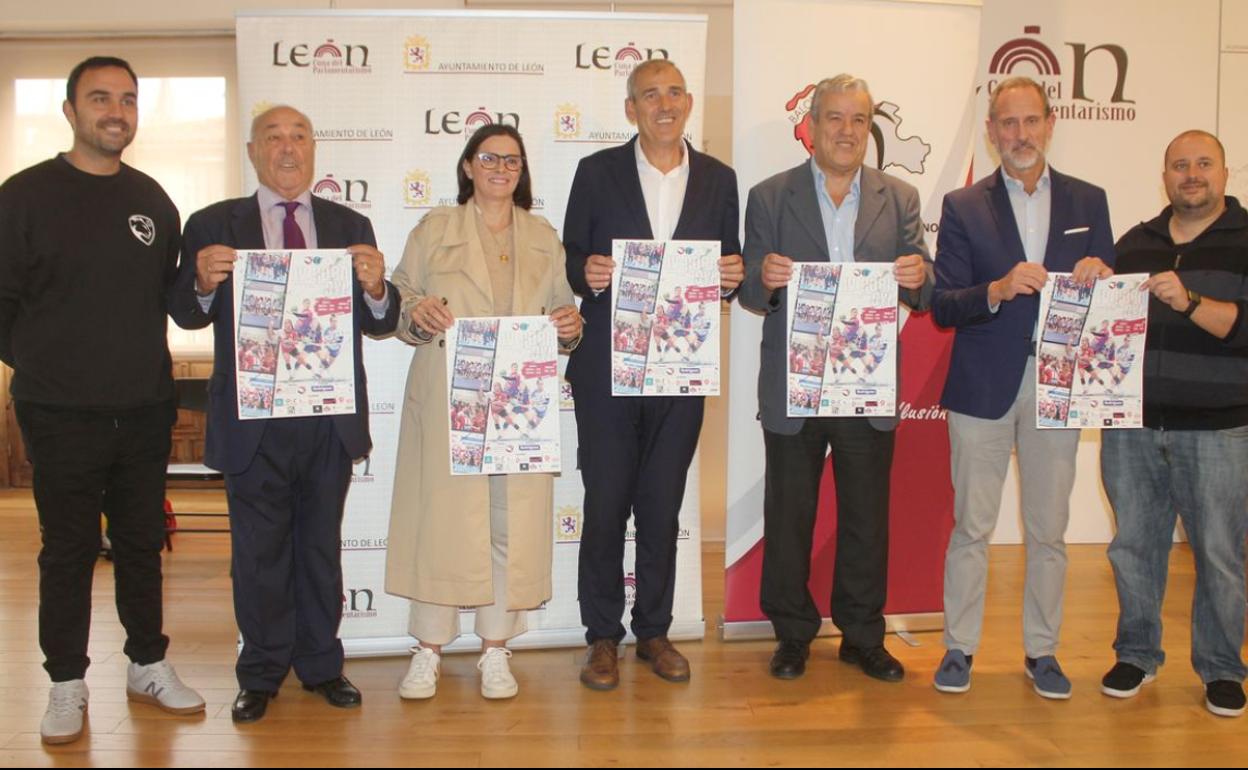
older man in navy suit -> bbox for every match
[563,59,743,690]
[169,105,399,722]
[931,77,1113,699]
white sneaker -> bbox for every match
[477,647,518,700]
[399,645,440,700]
[126,660,206,715]
[41,680,88,745]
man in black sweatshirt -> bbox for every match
[1100,130,1248,719]
[0,56,204,745]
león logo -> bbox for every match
[403,33,543,75]
[404,35,430,72]
[424,106,520,137]
[272,39,372,75]
[554,104,582,140]
[575,41,669,77]
[403,170,433,208]
[556,505,582,542]
[313,174,371,210]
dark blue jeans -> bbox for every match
[1102,426,1248,683]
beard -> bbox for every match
[1001,142,1045,174]
[1172,181,1215,212]
[81,118,134,156]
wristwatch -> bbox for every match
[1181,289,1202,318]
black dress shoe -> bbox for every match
[302,675,362,708]
[231,689,275,723]
[769,640,811,680]
[839,643,905,682]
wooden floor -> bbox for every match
[0,489,1244,767]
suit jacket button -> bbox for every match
[438,339,445,348]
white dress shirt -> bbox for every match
[635,138,690,242]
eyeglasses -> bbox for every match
[476,151,524,172]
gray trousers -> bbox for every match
[943,358,1079,658]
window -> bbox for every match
[1,37,239,355]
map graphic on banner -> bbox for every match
[610,239,721,396]
[446,316,561,476]
[785,263,898,418]
[1036,273,1148,429]
[233,249,356,420]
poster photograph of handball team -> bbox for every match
[609,238,722,397]
[233,249,356,420]
[1036,273,1149,429]
[446,316,561,476]
[785,262,898,418]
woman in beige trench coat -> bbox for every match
[384,124,582,701]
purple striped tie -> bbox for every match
[280,201,306,249]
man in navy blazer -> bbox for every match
[931,77,1113,699]
[169,106,399,722]
[563,59,743,690]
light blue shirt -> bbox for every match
[1001,164,1051,265]
[988,165,1051,315]
[198,184,389,315]
[811,158,861,263]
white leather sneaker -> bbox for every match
[399,645,440,700]
[477,646,518,700]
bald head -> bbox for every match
[1162,129,1228,221]
[1164,129,1225,167]
[247,105,316,200]
[250,105,313,143]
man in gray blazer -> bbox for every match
[739,74,932,682]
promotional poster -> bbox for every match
[447,316,561,476]
[785,263,899,418]
[233,249,356,420]
[1036,273,1149,429]
[610,239,721,397]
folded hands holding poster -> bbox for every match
[446,316,561,476]
[1036,273,1150,429]
[232,249,356,419]
[609,239,722,397]
[785,262,899,418]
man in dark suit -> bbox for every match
[169,105,399,722]
[931,77,1113,699]
[738,74,932,684]
[564,59,743,690]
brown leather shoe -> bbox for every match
[580,640,619,691]
[635,635,691,682]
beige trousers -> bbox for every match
[408,476,527,645]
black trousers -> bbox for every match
[226,417,351,692]
[16,400,174,682]
[760,418,894,648]
[572,385,704,643]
